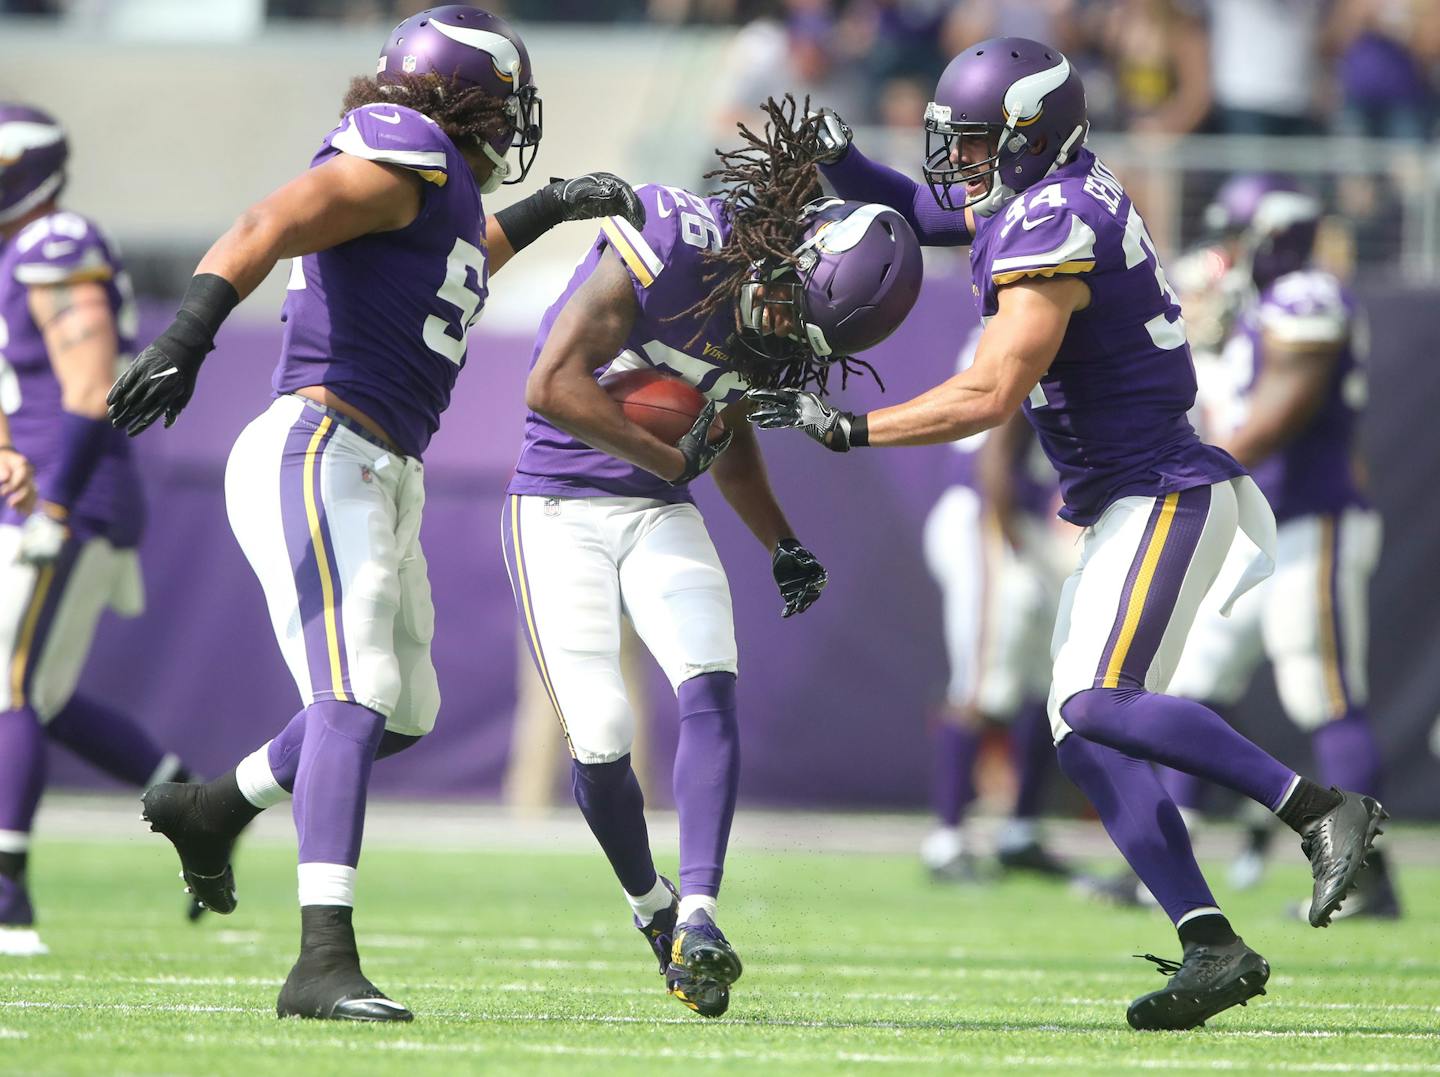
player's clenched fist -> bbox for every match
[107,274,239,436]
[772,538,827,618]
[0,444,36,516]
[548,173,646,230]
[746,387,862,452]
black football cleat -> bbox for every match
[141,783,238,915]
[277,906,412,1022]
[667,912,742,1018]
[635,877,680,973]
[997,840,1071,878]
[1126,938,1270,1031]
[665,966,730,1018]
[1298,789,1388,928]
[1290,849,1402,923]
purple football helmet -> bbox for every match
[1205,173,1321,289]
[923,37,1088,217]
[740,199,923,370]
[376,5,540,192]
[0,104,67,226]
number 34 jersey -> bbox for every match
[273,104,487,459]
[969,148,1243,526]
[508,183,746,504]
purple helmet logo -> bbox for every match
[740,199,923,367]
[923,37,1088,217]
[0,104,68,226]
[1206,173,1321,289]
[377,6,541,192]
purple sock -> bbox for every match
[1313,711,1382,798]
[571,756,658,896]
[673,672,739,898]
[0,708,46,836]
[1061,687,1297,810]
[1009,701,1054,821]
[1157,765,1208,814]
[933,722,980,827]
[1057,735,1219,925]
[292,700,385,868]
[44,695,181,788]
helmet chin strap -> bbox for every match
[479,142,510,194]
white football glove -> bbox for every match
[18,511,68,566]
[746,387,859,452]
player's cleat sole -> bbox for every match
[997,840,1071,878]
[665,968,730,1018]
[1127,938,1270,1032]
[1299,789,1388,928]
[141,784,238,915]
[0,927,48,956]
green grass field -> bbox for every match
[3,817,1438,1076]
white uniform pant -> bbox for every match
[1167,507,1380,730]
[501,494,737,765]
[0,527,143,721]
[225,395,439,736]
[922,486,1065,718]
[1048,476,1275,742]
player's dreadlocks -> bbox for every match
[677,95,881,395]
[342,73,511,157]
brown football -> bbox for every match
[600,368,725,445]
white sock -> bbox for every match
[677,894,718,925]
[297,862,356,907]
[145,752,185,790]
[997,818,1039,853]
[0,830,29,854]
[235,742,290,809]
[625,877,673,925]
[920,826,964,868]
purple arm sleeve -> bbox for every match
[818,145,971,247]
[44,411,110,513]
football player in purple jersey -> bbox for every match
[507,97,922,1016]
[1163,175,1399,918]
[0,104,217,957]
[106,7,643,1022]
[749,39,1388,1031]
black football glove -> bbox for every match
[746,387,860,452]
[772,538,827,618]
[107,273,238,436]
[811,107,853,165]
[549,172,646,231]
[670,401,732,485]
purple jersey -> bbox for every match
[1214,269,1365,523]
[508,184,747,503]
[969,149,1243,525]
[273,104,487,458]
[0,211,143,544]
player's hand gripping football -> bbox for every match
[746,388,858,452]
[810,107,853,164]
[772,538,827,618]
[546,173,646,231]
[107,313,214,436]
[670,401,732,485]
[0,445,36,516]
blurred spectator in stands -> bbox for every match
[1093,0,1211,135]
[1327,0,1439,140]
[710,0,864,141]
[1206,0,1325,136]
[835,1,948,117]
[941,0,1087,60]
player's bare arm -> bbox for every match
[526,247,698,483]
[977,410,1032,551]
[750,276,1088,450]
[0,410,36,514]
[1218,334,1338,468]
[488,173,646,277]
[30,281,120,418]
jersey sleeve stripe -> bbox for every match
[993,259,1097,285]
[14,263,114,285]
[1258,310,1347,344]
[601,219,657,288]
[330,119,449,186]
[608,216,663,277]
[991,215,1097,283]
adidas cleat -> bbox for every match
[277,906,412,1022]
[635,877,680,973]
[1127,938,1270,1031]
[142,783,238,915]
[1298,789,1388,928]
[665,966,730,1018]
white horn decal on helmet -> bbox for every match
[429,20,522,83]
[1002,56,1071,127]
[0,120,64,166]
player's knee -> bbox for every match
[567,698,636,765]
[1057,687,1116,738]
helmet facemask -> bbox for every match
[923,109,1017,215]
